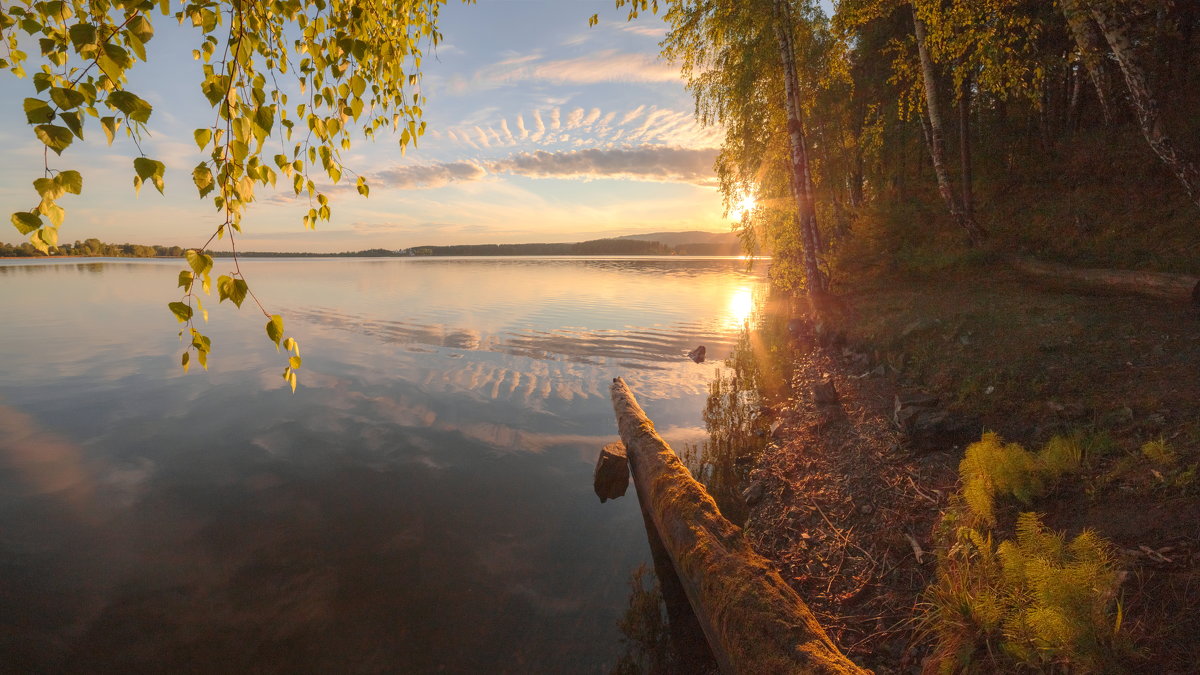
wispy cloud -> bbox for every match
[478,49,680,85]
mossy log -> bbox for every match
[609,377,868,674]
[1013,258,1200,305]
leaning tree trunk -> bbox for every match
[1086,0,1200,208]
[912,7,986,244]
[1060,0,1114,125]
[772,0,827,299]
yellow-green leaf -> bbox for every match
[35,124,73,155]
[57,170,83,194]
[266,314,284,348]
[168,301,193,323]
[11,212,41,235]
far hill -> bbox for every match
[615,230,739,247]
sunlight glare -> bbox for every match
[728,193,757,221]
[726,287,754,329]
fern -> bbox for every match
[959,433,1084,526]
[923,437,1125,672]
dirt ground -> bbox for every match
[744,269,1200,672]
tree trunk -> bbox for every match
[1060,0,1114,125]
[609,377,867,674]
[1067,61,1084,131]
[957,73,975,220]
[912,7,986,244]
[1086,0,1200,208]
[772,0,827,298]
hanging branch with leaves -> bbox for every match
[3,0,466,391]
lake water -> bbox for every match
[0,256,765,673]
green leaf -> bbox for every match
[34,177,64,200]
[192,163,214,197]
[217,274,233,302]
[177,270,194,291]
[181,350,190,373]
[128,15,154,44]
[41,202,65,227]
[23,98,53,124]
[30,230,50,254]
[266,314,284,349]
[37,226,58,247]
[100,116,120,145]
[107,90,152,123]
[58,111,83,139]
[133,157,165,194]
[194,128,211,150]
[68,22,96,47]
[11,212,41,235]
[34,124,73,155]
[49,86,84,110]
[186,249,213,277]
[168,301,193,323]
[57,170,82,194]
[216,276,247,306]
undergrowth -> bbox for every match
[923,433,1129,673]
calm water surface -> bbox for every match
[0,257,765,673]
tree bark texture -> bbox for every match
[772,0,827,296]
[1060,0,1114,125]
[957,74,975,219]
[1085,0,1200,208]
[912,8,986,244]
[609,377,866,675]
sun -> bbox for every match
[728,193,757,221]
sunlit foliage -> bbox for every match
[3,0,465,386]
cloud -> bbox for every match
[620,105,648,126]
[373,161,489,189]
[371,146,718,191]
[491,147,716,185]
[478,49,680,85]
[532,110,546,141]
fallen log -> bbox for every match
[609,377,867,674]
[1013,257,1200,306]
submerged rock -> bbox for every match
[688,345,707,363]
[593,442,630,503]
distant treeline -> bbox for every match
[1,238,184,258]
[3,237,743,259]
[409,237,742,256]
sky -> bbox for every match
[0,0,744,253]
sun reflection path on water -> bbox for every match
[725,286,755,330]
